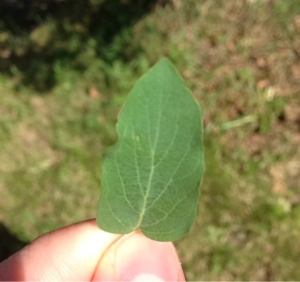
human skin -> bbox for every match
[0,219,185,281]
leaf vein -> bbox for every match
[141,188,191,228]
[114,154,140,213]
[145,122,200,211]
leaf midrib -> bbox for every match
[134,82,165,228]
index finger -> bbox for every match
[0,219,122,281]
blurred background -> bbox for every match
[0,0,300,280]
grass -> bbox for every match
[1,0,300,280]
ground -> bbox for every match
[0,0,300,280]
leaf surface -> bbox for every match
[97,58,205,241]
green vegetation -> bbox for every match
[97,59,205,241]
[1,0,300,280]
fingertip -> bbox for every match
[94,231,185,281]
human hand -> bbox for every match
[0,219,185,281]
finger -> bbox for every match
[0,219,122,281]
[94,231,186,281]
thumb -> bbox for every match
[94,231,185,281]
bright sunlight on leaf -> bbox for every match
[96,58,205,241]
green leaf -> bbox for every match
[96,58,205,241]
